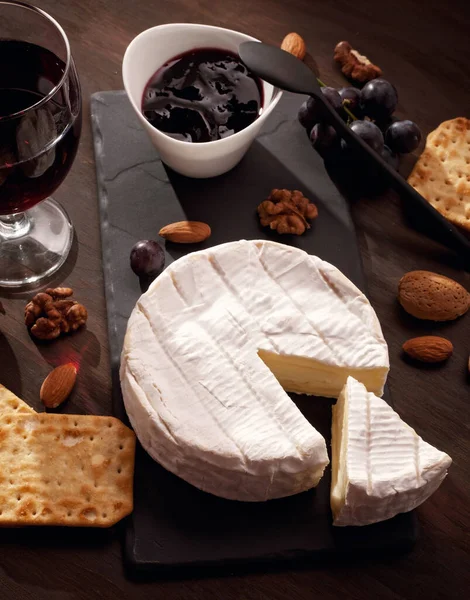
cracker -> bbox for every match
[0,384,35,417]
[408,117,470,231]
[0,413,135,527]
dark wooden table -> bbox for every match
[0,1,469,598]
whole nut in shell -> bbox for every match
[159,221,211,244]
[281,33,307,60]
[402,336,453,363]
[398,270,470,321]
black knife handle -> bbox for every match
[319,99,470,268]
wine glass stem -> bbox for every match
[0,212,32,240]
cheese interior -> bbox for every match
[330,384,348,518]
[259,350,388,398]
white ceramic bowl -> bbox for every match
[122,23,282,178]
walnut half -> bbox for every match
[257,189,318,235]
[25,287,88,340]
[334,41,382,83]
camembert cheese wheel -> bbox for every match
[121,240,389,501]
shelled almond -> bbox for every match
[402,337,453,363]
[281,33,307,60]
[159,221,211,243]
[40,363,77,409]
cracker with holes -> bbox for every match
[408,117,470,231]
[0,384,35,417]
[0,413,135,527]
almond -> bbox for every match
[40,363,77,409]
[398,270,470,321]
[159,221,211,244]
[402,336,453,363]
[281,33,307,61]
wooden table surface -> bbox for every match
[0,0,469,598]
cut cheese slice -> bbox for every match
[331,377,452,526]
[121,240,389,501]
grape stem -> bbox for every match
[342,102,358,122]
[317,77,357,121]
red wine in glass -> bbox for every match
[0,0,82,289]
[0,40,82,215]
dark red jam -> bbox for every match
[141,48,263,143]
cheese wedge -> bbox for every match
[331,377,452,526]
[121,240,389,501]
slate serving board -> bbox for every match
[91,90,417,575]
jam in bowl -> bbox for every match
[142,48,263,143]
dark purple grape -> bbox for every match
[360,79,398,121]
[298,88,341,131]
[385,120,422,154]
[297,97,317,130]
[381,145,400,170]
[309,123,339,158]
[130,240,165,277]
[375,114,399,134]
[321,86,342,112]
[338,87,361,114]
[348,119,384,153]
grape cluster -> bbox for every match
[298,78,422,169]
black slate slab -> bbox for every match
[91,90,417,575]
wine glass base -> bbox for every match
[0,198,73,288]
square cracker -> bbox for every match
[0,413,135,527]
[0,384,35,417]
[408,117,470,231]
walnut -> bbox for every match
[257,189,318,235]
[25,287,88,340]
[45,287,74,299]
[32,317,62,340]
[63,303,88,332]
[333,41,382,83]
[25,293,53,327]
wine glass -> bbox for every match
[0,1,82,287]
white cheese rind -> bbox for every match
[121,240,389,501]
[331,377,452,526]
